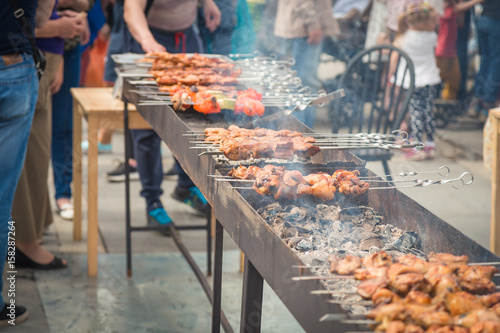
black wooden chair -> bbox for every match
[329,44,415,178]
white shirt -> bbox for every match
[393,29,441,89]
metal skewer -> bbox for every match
[228,172,473,190]
[189,138,408,145]
[327,300,373,306]
[318,314,367,321]
[358,166,451,180]
[369,172,474,190]
[184,131,408,141]
[311,290,357,295]
[292,275,354,281]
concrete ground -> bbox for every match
[4,61,493,332]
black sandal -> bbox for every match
[15,248,67,270]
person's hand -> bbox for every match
[307,29,323,45]
[58,9,79,18]
[141,38,167,53]
[78,14,90,45]
[56,16,83,39]
[203,0,221,32]
[50,59,64,95]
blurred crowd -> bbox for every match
[0,0,499,327]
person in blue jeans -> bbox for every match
[469,0,500,120]
[0,0,54,326]
[123,0,220,233]
[51,0,92,220]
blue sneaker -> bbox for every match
[147,207,174,236]
[171,186,209,215]
[81,140,112,154]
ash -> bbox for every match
[257,201,425,315]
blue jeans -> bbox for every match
[289,38,322,128]
[52,46,81,200]
[0,53,38,308]
[103,1,125,83]
[474,16,500,104]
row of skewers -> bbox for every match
[294,251,500,332]
[214,164,473,201]
[130,52,334,115]
[188,126,425,161]
[224,165,369,200]
[295,251,500,333]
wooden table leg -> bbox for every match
[87,116,99,276]
[73,101,82,241]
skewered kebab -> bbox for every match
[170,88,265,116]
[226,165,369,200]
[202,126,319,160]
[194,126,428,153]
[145,52,236,71]
[204,125,303,143]
[318,252,500,332]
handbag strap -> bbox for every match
[6,0,44,74]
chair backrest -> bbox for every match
[330,44,415,134]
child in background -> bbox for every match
[393,2,442,161]
[436,0,482,100]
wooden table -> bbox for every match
[71,87,151,276]
[490,109,500,254]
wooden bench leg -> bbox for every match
[73,100,82,241]
[87,116,99,277]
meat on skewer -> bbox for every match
[327,255,362,275]
[227,165,368,201]
[217,135,321,161]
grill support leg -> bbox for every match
[240,258,264,333]
[212,220,224,332]
[123,97,133,277]
[207,206,212,276]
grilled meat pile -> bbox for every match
[228,165,369,200]
[204,125,303,143]
[327,251,500,332]
[204,125,321,160]
[147,52,241,87]
[144,52,269,116]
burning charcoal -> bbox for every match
[327,232,345,248]
[295,225,312,234]
[341,241,356,252]
[359,236,384,251]
[280,227,298,239]
[288,236,304,248]
[257,202,282,218]
[279,206,309,224]
[339,206,382,227]
[316,204,340,223]
[393,231,422,252]
[330,220,343,233]
[296,239,313,252]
